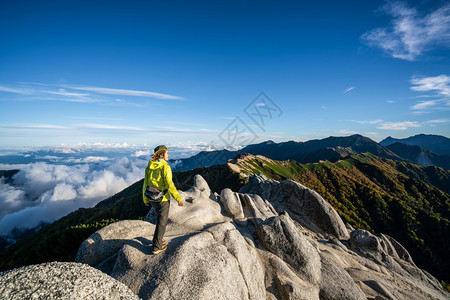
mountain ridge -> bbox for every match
[172,134,402,171]
[386,142,450,169]
[380,134,450,155]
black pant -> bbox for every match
[150,200,170,250]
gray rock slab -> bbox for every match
[240,175,350,239]
[0,261,139,300]
[115,222,266,300]
[264,251,320,300]
[220,188,245,219]
[347,267,450,300]
[75,220,155,267]
[319,254,366,300]
[255,212,321,284]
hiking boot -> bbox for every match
[151,238,165,246]
[152,243,167,254]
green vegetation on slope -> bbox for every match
[234,154,450,282]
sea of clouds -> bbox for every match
[0,142,240,242]
[0,153,147,239]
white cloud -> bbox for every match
[0,85,32,95]
[78,170,127,199]
[344,86,356,94]
[0,164,27,170]
[66,156,110,163]
[45,89,89,98]
[133,150,152,157]
[154,126,195,133]
[353,119,383,124]
[0,82,184,104]
[0,84,98,103]
[409,75,450,112]
[0,154,149,236]
[0,178,27,218]
[50,183,77,201]
[76,123,146,131]
[426,118,449,124]
[0,124,70,130]
[376,121,421,130]
[411,100,440,110]
[410,75,450,97]
[68,116,124,121]
[66,85,183,100]
[362,2,450,60]
[165,121,208,126]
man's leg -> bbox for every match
[151,201,170,250]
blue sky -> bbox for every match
[1,0,449,148]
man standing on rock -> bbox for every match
[143,145,183,254]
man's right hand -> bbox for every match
[178,201,184,207]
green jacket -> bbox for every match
[143,158,182,204]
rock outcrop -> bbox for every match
[4,174,447,300]
[0,261,139,299]
[239,174,350,239]
[73,174,449,300]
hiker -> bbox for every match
[143,145,183,254]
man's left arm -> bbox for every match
[164,164,182,204]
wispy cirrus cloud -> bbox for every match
[0,84,99,103]
[64,85,184,100]
[0,82,184,103]
[0,124,70,130]
[410,100,440,110]
[165,121,208,126]
[353,119,383,125]
[76,123,146,131]
[344,86,356,94]
[410,74,450,96]
[361,2,450,60]
[45,90,90,98]
[376,121,421,130]
[426,118,450,124]
[409,74,450,113]
[0,85,33,95]
[0,123,146,132]
[68,116,124,121]
[153,126,216,133]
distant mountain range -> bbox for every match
[386,142,450,170]
[172,134,450,171]
[171,134,401,171]
[380,134,450,155]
